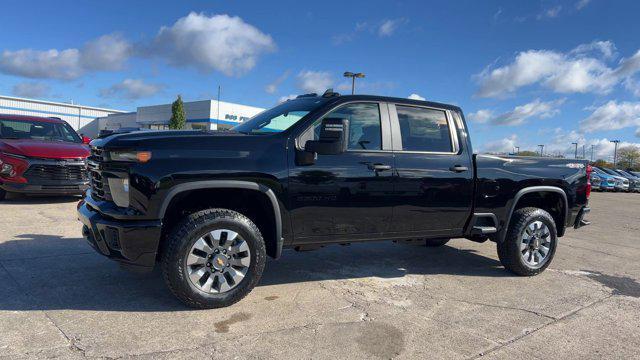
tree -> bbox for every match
[517,150,540,157]
[593,159,613,168]
[169,95,186,130]
[617,145,640,170]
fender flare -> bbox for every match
[499,186,568,242]
[159,180,283,259]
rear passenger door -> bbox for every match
[388,103,473,236]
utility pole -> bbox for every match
[591,144,595,162]
[582,145,585,159]
[572,142,578,159]
[538,144,545,157]
[610,140,620,168]
[343,72,365,94]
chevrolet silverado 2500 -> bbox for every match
[78,93,591,308]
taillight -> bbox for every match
[586,164,592,198]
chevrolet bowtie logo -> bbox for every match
[216,258,225,266]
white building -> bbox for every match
[99,99,265,133]
[0,95,125,136]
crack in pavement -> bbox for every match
[447,298,558,321]
[468,294,614,359]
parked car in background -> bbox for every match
[595,167,629,192]
[0,114,90,200]
[590,167,616,191]
[612,169,640,192]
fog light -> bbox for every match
[107,177,130,208]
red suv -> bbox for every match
[0,114,91,200]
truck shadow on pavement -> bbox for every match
[0,235,509,312]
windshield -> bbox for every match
[0,119,81,143]
[232,98,327,134]
[601,168,619,176]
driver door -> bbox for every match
[288,102,395,244]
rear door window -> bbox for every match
[396,105,453,152]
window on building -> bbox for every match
[396,105,453,152]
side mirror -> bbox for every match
[304,117,348,155]
[82,136,92,144]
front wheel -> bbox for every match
[497,207,557,276]
[161,208,266,309]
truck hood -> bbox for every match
[0,139,90,159]
[92,130,263,149]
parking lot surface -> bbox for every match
[1,192,639,359]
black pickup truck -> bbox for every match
[78,92,591,308]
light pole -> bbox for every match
[591,144,595,162]
[610,139,620,167]
[343,71,365,94]
[572,142,578,159]
[538,144,545,157]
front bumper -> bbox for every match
[78,200,162,269]
[0,181,88,195]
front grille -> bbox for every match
[88,147,112,201]
[24,163,87,181]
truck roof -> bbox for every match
[0,114,66,124]
[319,94,463,113]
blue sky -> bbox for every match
[1,0,639,159]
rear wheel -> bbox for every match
[161,208,266,309]
[424,238,450,247]
[497,207,557,276]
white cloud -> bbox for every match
[148,12,276,76]
[81,33,131,71]
[579,101,640,134]
[265,70,290,94]
[378,18,405,37]
[99,78,163,99]
[482,134,518,153]
[408,93,426,101]
[12,82,50,98]
[475,41,640,98]
[278,94,297,103]
[538,5,562,19]
[467,109,494,123]
[575,0,591,10]
[296,70,334,94]
[471,98,565,126]
[0,33,131,80]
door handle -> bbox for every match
[449,165,468,173]
[369,164,392,171]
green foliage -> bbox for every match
[617,146,640,170]
[169,95,186,130]
[517,150,540,157]
[593,159,613,168]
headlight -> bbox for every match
[109,151,152,163]
[107,177,130,208]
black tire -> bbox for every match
[161,208,266,309]
[0,188,6,201]
[497,207,557,276]
[424,238,450,247]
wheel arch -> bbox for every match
[159,180,283,259]
[499,186,568,243]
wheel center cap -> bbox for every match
[211,254,228,270]
[532,238,541,249]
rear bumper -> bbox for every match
[78,200,162,269]
[0,181,88,195]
